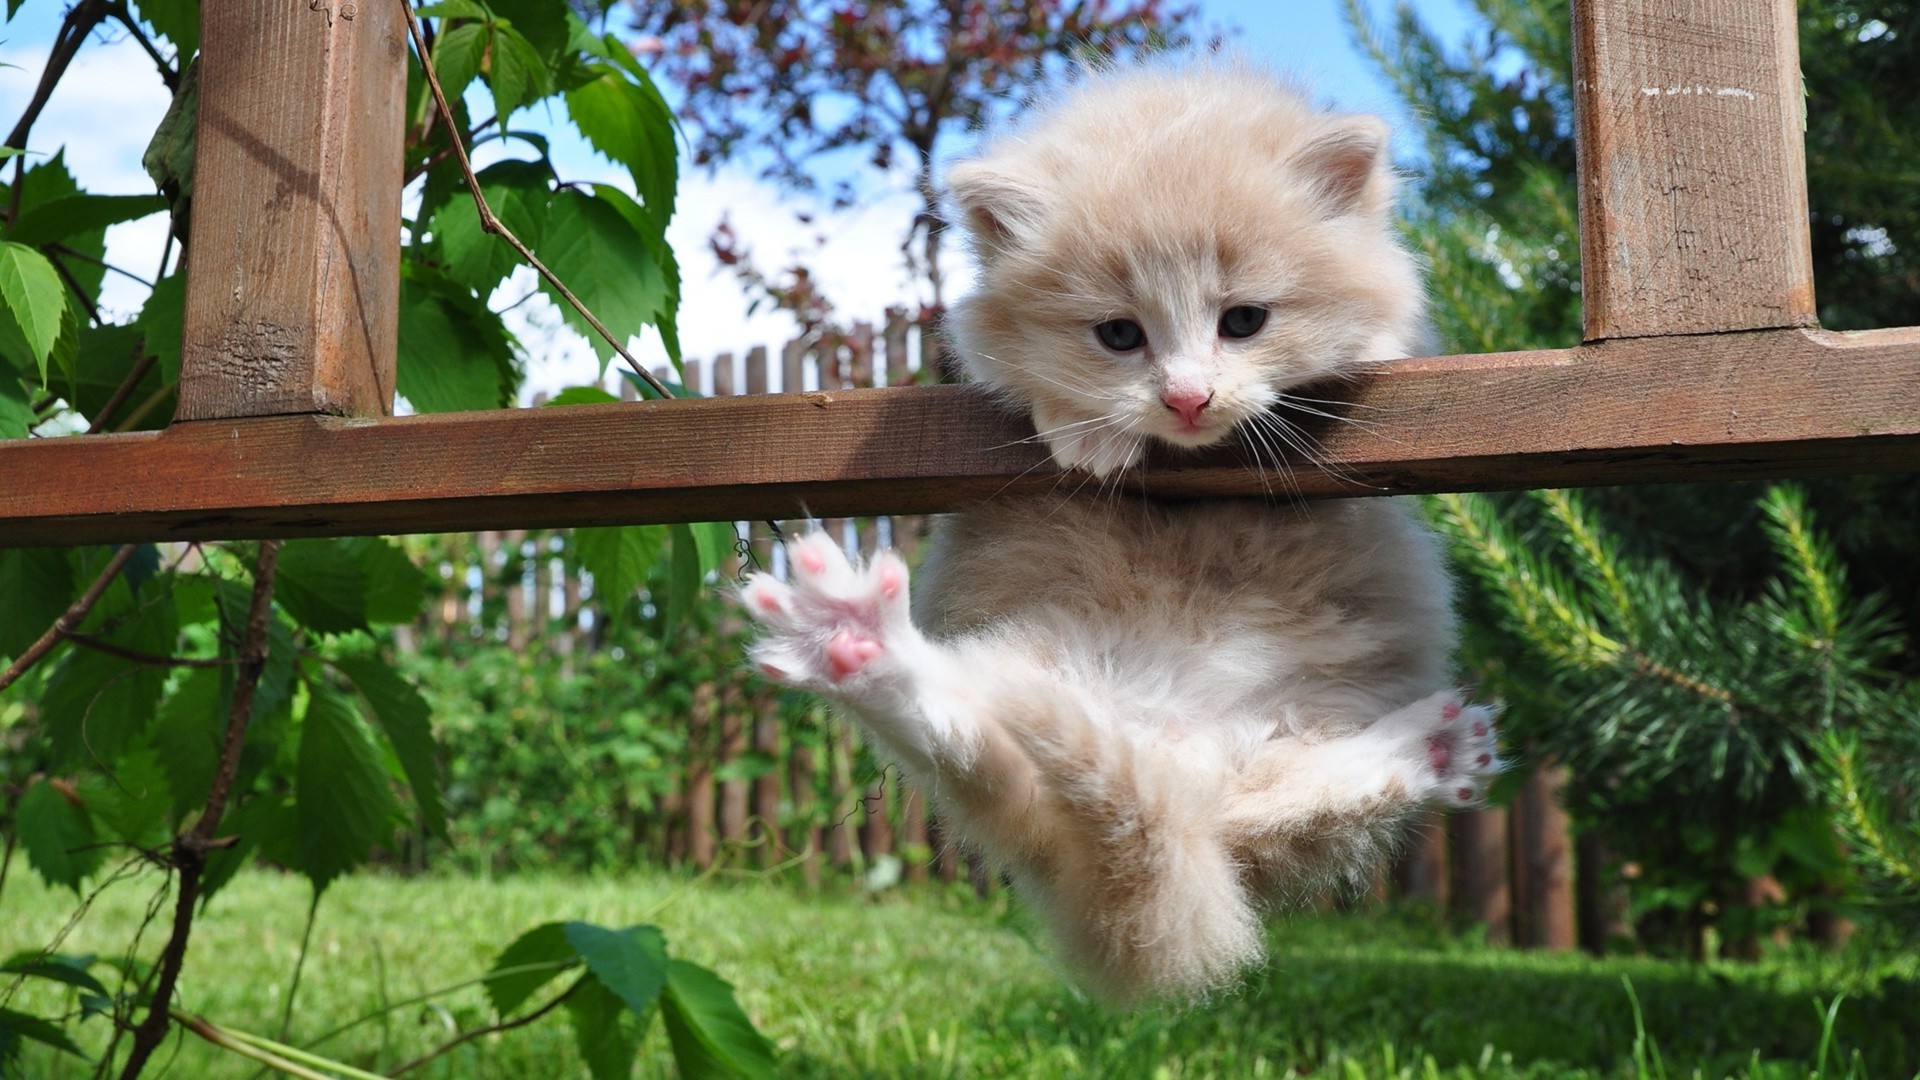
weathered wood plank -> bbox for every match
[176,0,405,420]
[1571,0,1815,339]
[2,327,1917,547]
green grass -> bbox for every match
[2,867,1915,1078]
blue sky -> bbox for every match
[0,0,1483,395]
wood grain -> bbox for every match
[3,327,1917,547]
[176,0,405,421]
[1571,0,1815,339]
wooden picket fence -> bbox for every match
[402,310,1605,946]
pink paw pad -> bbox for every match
[798,548,826,575]
[825,630,883,679]
[1427,735,1451,771]
[1441,700,1462,721]
[878,563,905,600]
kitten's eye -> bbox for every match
[1094,319,1146,353]
[1218,305,1268,339]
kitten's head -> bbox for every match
[946,63,1425,477]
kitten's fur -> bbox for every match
[742,63,1501,1003]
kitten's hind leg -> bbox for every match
[1222,691,1503,890]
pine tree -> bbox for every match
[1353,0,1920,949]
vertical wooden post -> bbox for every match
[883,308,911,387]
[789,733,821,886]
[685,682,717,869]
[1571,0,1815,339]
[781,339,807,394]
[1394,811,1449,910]
[1517,764,1576,950]
[1451,806,1512,944]
[177,0,405,421]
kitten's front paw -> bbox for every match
[1380,691,1503,808]
[739,531,914,695]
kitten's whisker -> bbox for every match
[1241,415,1301,502]
[980,411,1127,453]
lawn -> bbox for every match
[2,867,1915,1078]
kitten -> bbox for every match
[740,63,1501,1003]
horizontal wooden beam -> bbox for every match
[3,326,1918,547]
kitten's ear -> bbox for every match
[1292,116,1391,216]
[946,160,1046,248]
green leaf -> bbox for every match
[6,194,167,246]
[0,1007,88,1061]
[564,923,668,1018]
[137,271,186,383]
[531,189,664,364]
[342,536,428,624]
[0,367,32,437]
[0,954,111,1000]
[566,69,676,236]
[574,525,666,617]
[429,21,488,103]
[294,683,402,892]
[567,976,644,1080]
[658,959,776,1080]
[40,590,177,767]
[546,385,619,406]
[335,655,446,839]
[77,749,174,849]
[142,57,198,200]
[133,0,199,56]
[485,922,578,1016]
[486,0,570,61]
[74,321,170,431]
[0,241,67,383]
[429,159,551,296]
[397,264,521,412]
[690,521,736,578]
[662,523,703,637]
[276,538,372,635]
[0,547,73,660]
[16,781,103,893]
[201,792,295,905]
[589,184,681,367]
[487,23,554,124]
[149,666,224,822]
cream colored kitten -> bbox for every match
[741,63,1501,1003]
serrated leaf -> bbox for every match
[40,591,177,767]
[429,21,488,103]
[0,547,73,660]
[149,665,223,822]
[142,58,198,200]
[429,159,550,296]
[294,684,402,892]
[397,265,520,412]
[545,385,619,406]
[567,976,643,1080]
[137,271,185,383]
[0,241,66,383]
[532,190,663,364]
[574,525,666,618]
[566,70,676,236]
[564,923,668,1018]
[658,959,776,1080]
[276,538,371,635]
[201,792,295,905]
[122,544,162,597]
[485,922,578,1016]
[78,748,173,849]
[486,0,570,61]
[417,0,489,18]
[335,655,445,839]
[211,576,298,726]
[0,954,110,1000]
[133,0,199,56]
[17,781,102,894]
[487,23,553,124]
[340,536,427,624]
[6,194,167,246]
[588,184,680,366]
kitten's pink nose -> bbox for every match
[1161,387,1213,428]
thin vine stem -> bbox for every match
[399,0,673,400]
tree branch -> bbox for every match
[85,350,159,436]
[0,544,139,694]
[386,974,585,1077]
[401,0,672,400]
[4,0,113,223]
[119,540,283,1080]
[105,0,180,93]
[64,630,231,669]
